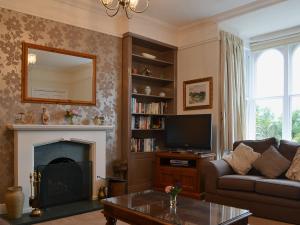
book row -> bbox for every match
[131,98,167,114]
[131,138,156,152]
[131,116,165,129]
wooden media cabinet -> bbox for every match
[154,151,215,199]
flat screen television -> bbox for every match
[165,114,212,151]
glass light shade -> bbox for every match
[102,0,113,6]
[28,53,37,65]
[129,0,139,10]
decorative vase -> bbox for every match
[169,195,177,208]
[72,116,81,125]
[4,186,24,219]
[66,117,73,125]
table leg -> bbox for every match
[105,215,117,225]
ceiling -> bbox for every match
[54,0,258,27]
[0,0,298,41]
[141,0,256,27]
[219,0,300,38]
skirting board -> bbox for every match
[0,204,6,214]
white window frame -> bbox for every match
[247,42,300,141]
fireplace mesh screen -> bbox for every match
[37,160,92,208]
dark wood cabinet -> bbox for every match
[154,151,215,199]
[122,33,177,193]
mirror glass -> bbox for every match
[22,43,96,105]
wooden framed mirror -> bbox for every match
[22,42,96,105]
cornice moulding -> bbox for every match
[179,0,286,32]
[179,37,220,50]
[250,25,300,43]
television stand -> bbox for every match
[154,151,215,199]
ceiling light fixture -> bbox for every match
[100,0,149,18]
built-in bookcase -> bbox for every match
[122,33,177,193]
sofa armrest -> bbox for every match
[204,159,234,194]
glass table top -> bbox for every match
[102,190,250,225]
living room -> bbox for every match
[0,0,299,225]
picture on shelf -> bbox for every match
[183,77,213,110]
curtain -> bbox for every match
[220,31,246,158]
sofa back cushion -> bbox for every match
[279,140,300,161]
[223,143,261,175]
[233,137,278,154]
[253,146,291,178]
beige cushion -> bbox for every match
[286,148,300,181]
[253,146,291,178]
[223,143,261,175]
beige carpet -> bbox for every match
[36,210,293,225]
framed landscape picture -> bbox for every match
[183,77,213,110]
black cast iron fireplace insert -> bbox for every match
[34,141,92,209]
[37,158,92,208]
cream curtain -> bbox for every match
[220,31,246,157]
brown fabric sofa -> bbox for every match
[205,138,300,224]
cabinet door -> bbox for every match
[128,153,154,193]
[156,167,198,192]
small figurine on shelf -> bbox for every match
[133,88,138,94]
[144,86,151,95]
[159,92,166,97]
[142,66,152,76]
[132,68,138,74]
[41,107,50,125]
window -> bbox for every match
[247,44,300,143]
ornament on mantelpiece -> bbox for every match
[25,111,34,124]
[93,116,105,125]
[41,107,50,125]
[15,113,25,124]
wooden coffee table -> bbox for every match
[102,190,251,225]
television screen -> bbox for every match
[165,114,212,151]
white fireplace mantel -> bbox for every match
[8,123,113,212]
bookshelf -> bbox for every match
[122,33,177,193]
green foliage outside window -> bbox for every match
[256,107,300,143]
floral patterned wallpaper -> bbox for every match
[0,8,122,201]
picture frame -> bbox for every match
[183,77,213,110]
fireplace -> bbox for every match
[8,124,112,212]
[34,141,92,208]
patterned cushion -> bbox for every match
[286,148,300,181]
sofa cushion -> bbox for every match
[279,140,300,161]
[286,148,300,181]
[223,143,261,175]
[255,179,300,200]
[253,146,291,178]
[218,175,264,192]
[233,137,278,154]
